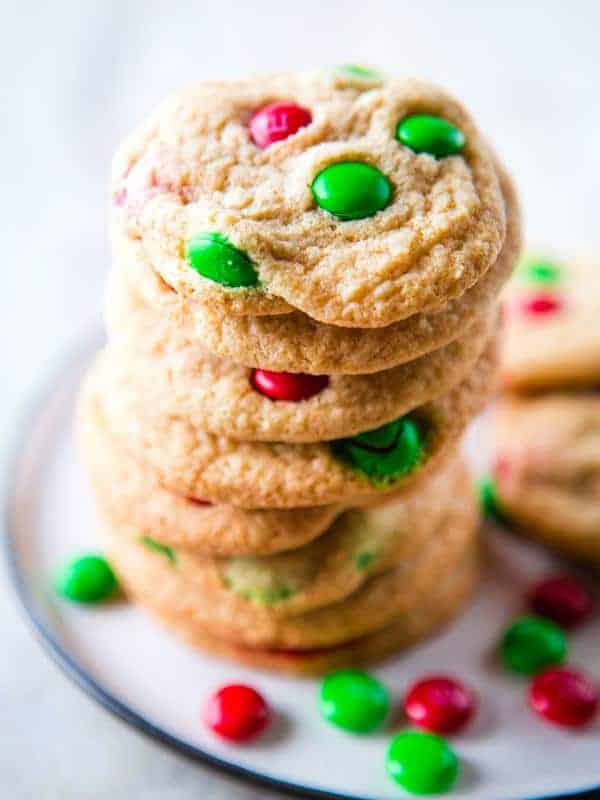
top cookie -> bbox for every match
[501,252,600,390]
[112,69,506,328]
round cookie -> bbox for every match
[111,71,506,327]
[79,389,341,555]
[150,456,469,618]
[104,263,497,442]
[109,161,519,375]
[140,554,476,675]
[83,336,498,509]
[102,478,478,650]
[493,394,600,565]
[501,253,600,390]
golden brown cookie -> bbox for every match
[140,551,477,675]
[109,161,519,375]
[111,71,507,327]
[82,336,497,508]
[104,260,497,441]
[493,394,600,565]
[102,474,478,650]
[501,252,600,391]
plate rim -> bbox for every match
[2,326,599,800]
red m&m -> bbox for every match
[203,684,270,741]
[249,102,312,148]
[519,292,563,317]
[529,574,594,629]
[404,676,476,734]
[251,369,329,402]
[530,667,599,728]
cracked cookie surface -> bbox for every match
[112,71,507,327]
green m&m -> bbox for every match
[140,535,176,565]
[396,114,465,158]
[500,615,567,675]
[336,64,382,81]
[331,416,423,483]
[386,730,459,795]
[319,669,389,733]
[478,476,503,521]
[186,232,259,288]
[516,255,562,285]
[311,161,392,220]
[55,554,117,604]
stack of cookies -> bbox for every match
[79,68,521,673]
[494,253,600,566]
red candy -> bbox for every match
[519,292,563,317]
[249,102,312,148]
[404,676,476,734]
[530,667,599,728]
[251,369,329,402]
[529,574,593,629]
[203,684,270,742]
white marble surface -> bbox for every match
[3,1,600,797]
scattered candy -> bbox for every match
[529,575,593,630]
[386,730,459,795]
[517,256,562,285]
[529,667,599,728]
[500,615,567,675]
[55,554,117,603]
[204,684,270,741]
[311,161,392,220]
[251,369,329,401]
[395,114,465,158]
[519,292,563,317]
[319,669,389,733]
[331,416,422,481]
[404,676,476,734]
[140,535,176,565]
[249,101,312,148]
[187,232,259,288]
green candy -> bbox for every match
[500,615,567,675]
[140,535,176,565]
[478,476,503,521]
[186,232,259,288]
[319,669,389,733]
[331,416,422,483]
[516,255,562,285]
[396,114,465,158]
[55,554,117,604]
[336,64,382,81]
[387,731,459,795]
[311,161,392,220]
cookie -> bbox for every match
[493,394,600,565]
[104,262,497,441]
[109,159,520,375]
[101,475,478,650]
[79,386,340,555]
[111,71,507,327]
[83,335,497,508]
[142,552,476,675]
[501,252,600,390]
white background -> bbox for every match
[2,1,600,797]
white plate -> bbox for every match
[3,330,599,800]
